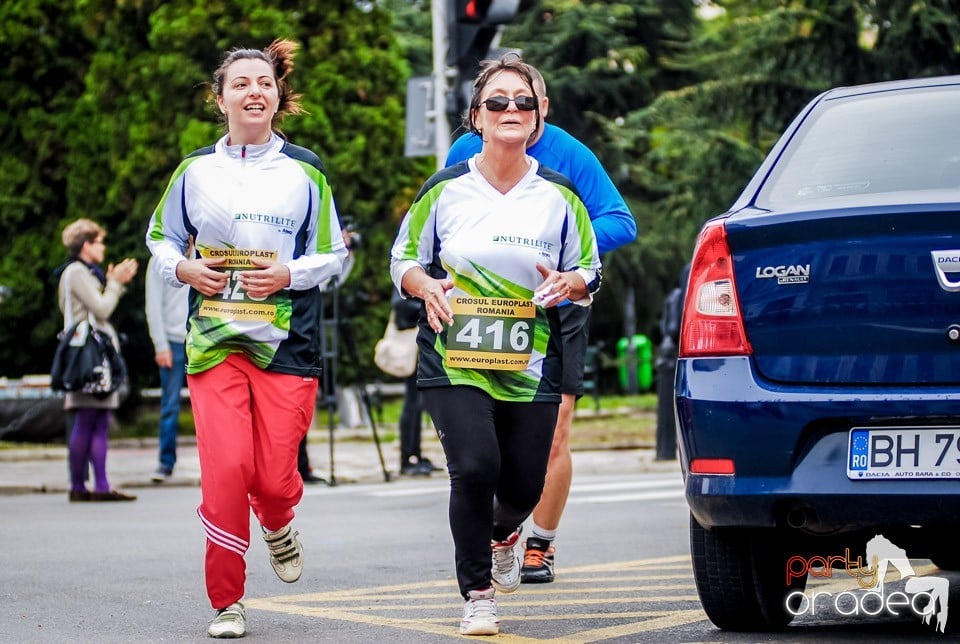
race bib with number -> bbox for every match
[197,248,279,323]
[445,296,535,371]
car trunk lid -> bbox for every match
[727,202,960,385]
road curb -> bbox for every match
[0,432,679,497]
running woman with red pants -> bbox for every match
[146,39,347,639]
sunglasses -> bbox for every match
[480,95,537,112]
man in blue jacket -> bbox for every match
[445,61,636,583]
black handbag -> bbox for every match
[52,265,128,398]
[392,292,422,330]
[50,317,127,398]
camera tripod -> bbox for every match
[317,277,391,485]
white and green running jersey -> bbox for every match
[390,155,601,403]
[146,133,347,376]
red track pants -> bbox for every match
[188,353,318,609]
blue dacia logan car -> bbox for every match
[675,75,960,631]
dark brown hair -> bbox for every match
[464,52,542,136]
[211,38,304,129]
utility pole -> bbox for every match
[431,0,451,169]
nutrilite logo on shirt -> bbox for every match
[234,212,296,235]
[491,235,554,252]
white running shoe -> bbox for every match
[262,525,303,583]
[208,601,245,638]
[490,529,522,593]
[460,587,499,636]
[150,466,172,483]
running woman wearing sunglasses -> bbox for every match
[390,53,601,636]
[446,57,636,587]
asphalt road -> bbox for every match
[2,469,957,643]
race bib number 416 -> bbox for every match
[197,248,279,323]
[445,296,535,371]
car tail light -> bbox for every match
[679,220,752,357]
[689,458,735,475]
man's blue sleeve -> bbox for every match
[445,133,483,167]
[567,144,636,255]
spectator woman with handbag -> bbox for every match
[55,218,138,502]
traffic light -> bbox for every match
[446,0,531,122]
[448,0,526,69]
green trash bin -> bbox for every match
[616,335,652,393]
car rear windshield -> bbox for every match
[758,85,960,209]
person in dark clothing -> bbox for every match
[298,227,358,484]
[393,292,440,476]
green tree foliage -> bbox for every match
[385,0,434,77]
[0,1,97,377]
[867,0,960,79]
[0,0,428,386]
[506,0,695,142]
[603,0,960,350]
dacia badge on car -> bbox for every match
[931,250,960,292]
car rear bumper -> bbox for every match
[675,356,960,531]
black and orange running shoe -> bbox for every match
[520,537,556,584]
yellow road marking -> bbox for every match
[245,555,708,641]
[255,584,690,603]
[418,610,694,623]
[561,555,690,573]
[248,595,701,610]
[525,575,691,585]
[544,610,707,643]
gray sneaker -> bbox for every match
[262,525,303,583]
[490,529,521,593]
[208,601,245,638]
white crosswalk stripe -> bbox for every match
[367,473,684,504]
[567,475,684,504]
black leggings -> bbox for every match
[423,386,558,597]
